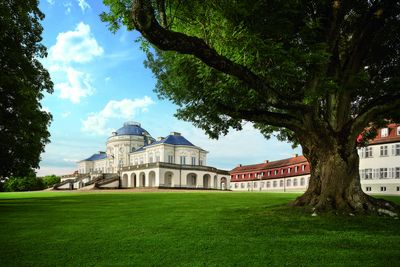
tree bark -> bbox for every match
[293,141,399,216]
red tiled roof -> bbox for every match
[231,155,308,173]
[369,123,400,145]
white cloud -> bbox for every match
[55,67,94,103]
[49,22,103,64]
[77,0,90,12]
[105,77,111,82]
[64,2,72,14]
[81,96,155,135]
[47,0,55,5]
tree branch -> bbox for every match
[131,0,306,111]
[350,94,400,141]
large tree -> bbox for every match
[0,0,53,178]
[102,0,400,214]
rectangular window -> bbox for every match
[302,165,306,171]
[381,128,389,137]
[365,147,373,158]
[180,156,186,165]
[156,156,160,162]
[288,168,291,174]
[380,186,386,192]
[199,160,203,166]
[395,167,400,178]
[267,181,270,188]
[281,169,284,175]
[167,155,174,163]
[397,186,400,192]
[267,171,271,176]
[397,126,400,136]
[365,187,371,192]
[280,180,284,187]
[365,169,373,179]
[379,168,388,179]
[380,146,388,157]
[295,166,298,172]
[274,170,278,175]
[191,157,196,166]
[149,157,153,163]
[273,181,277,187]
[254,182,258,188]
[261,182,265,188]
[395,144,400,156]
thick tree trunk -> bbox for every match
[293,143,399,216]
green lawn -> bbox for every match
[0,191,399,266]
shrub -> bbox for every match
[4,176,44,192]
[41,175,60,188]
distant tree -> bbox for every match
[101,1,400,215]
[4,173,44,192]
[0,0,53,178]
[41,175,60,188]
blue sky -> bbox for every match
[37,0,301,176]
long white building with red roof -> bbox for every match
[230,124,400,195]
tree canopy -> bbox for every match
[102,0,400,214]
[0,0,53,179]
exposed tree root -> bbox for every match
[292,191,400,217]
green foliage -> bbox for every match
[102,0,400,142]
[0,0,53,178]
[41,175,60,188]
[3,175,44,192]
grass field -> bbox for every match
[0,191,399,266]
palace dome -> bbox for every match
[114,122,150,137]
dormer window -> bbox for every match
[397,126,400,136]
[381,128,388,137]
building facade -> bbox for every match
[230,124,400,195]
[58,122,229,190]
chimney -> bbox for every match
[170,132,181,136]
[264,160,269,163]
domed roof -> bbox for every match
[114,122,150,136]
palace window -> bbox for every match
[281,169,284,175]
[293,178,298,186]
[241,183,245,188]
[267,181,271,188]
[274,170,278,175]
[180,156,186,165]
[380,145,388,157]
[380,186,387,192]
[280,180,284,187]
[300,177,305,186]
[287,179,291,187]
[288,168,291,174]
[397,186,400,192]
[273,181,277,187]
[395,144,400,156]
[254,182,258,188]
[365,169,373,179]
[168,155,174,163]
[365,147,373,158]
[381,128,389,137]
[295,166,298,172]
[261,182,265,188]
[267,171,271,176]
[149,157,153,163]
[156,156,160,162]
[191,157,196,166]
[379,168,388,179]
[302,165,306,171]
[395,167,400,178]
[365,187,372,192]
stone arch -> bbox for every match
[220,177,227,190]
[186,173,197,188]
[139,172,146,187]
[203,174,211,188]
[149,171,156,187]
[122,174,128,188]
[164,171,173,187]
[130,173,137,188]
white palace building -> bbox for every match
[229,123,400,195]
[57,122,229,190]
